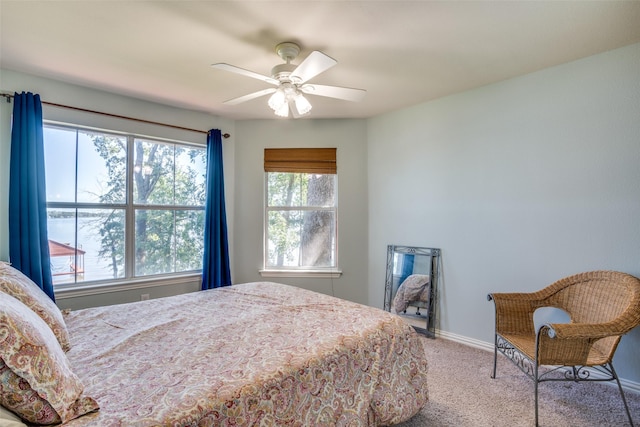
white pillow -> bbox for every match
[0,405,29,427]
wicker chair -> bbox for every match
[488,270,640,427]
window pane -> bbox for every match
[44,127,77,203]
[135,209,204,276]
[267,210,302,267]
[134,139,175,205]
[175,210,205,271]
[44,127,127,204]
[88,208,126,280]
[267,172,304,207]
[78,131,126,204]
[47,208,125,284]
[266,210,336,268]
[300,210,335,267]
[175,146,207,206]
[267,173,335,207]
[306,174,335,207]
[135,209,174,275]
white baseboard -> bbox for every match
[435,329,494,352]
[434,329,640,395]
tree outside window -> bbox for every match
[264,148,337,271]
[43,124,206,285]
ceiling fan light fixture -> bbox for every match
[274,101,290,118]
[268,88,286,111]
[294,92,312,115]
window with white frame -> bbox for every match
[264,148,338,271]
[43,123,207,286]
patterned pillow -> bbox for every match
[0,293,99,424]
[0,262,71,351]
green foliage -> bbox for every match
[92,135,127,277]
[266,172,336,268]
[93,134,126,203]
[96,209,125,278]
[93,136,206,277]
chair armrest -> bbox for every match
[536,321,625,365]
[488,291,553,305]
[488,292,546,335]
[544,321,624,340]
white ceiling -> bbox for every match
[2,1,640,120]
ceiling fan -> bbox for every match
[212,42,366,118]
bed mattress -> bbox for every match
[61,282,428,426]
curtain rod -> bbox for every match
[1,92,230,139]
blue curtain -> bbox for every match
[399,254,415,285]
[9,92,55,301]
[201,129,232,289]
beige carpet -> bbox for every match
[396,336,640,427]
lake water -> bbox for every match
[47,217,117,284]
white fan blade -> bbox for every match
[290,51,337,84]
[212,63,279,86]
[223,88,277,105]
[300,84,366,102]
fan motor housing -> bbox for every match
[271,63,297,82]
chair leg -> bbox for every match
[610,363,635,427]
[534,363,540,427]
[491,334,497,379]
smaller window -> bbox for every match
[264,149,338,272]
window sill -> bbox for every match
[259,269,342,279]
[54,273,202,299]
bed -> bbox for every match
[392,274,430,314]
[0,263,429,426]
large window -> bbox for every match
[264,148,338,271]
[43,124,206,286]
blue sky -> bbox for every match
[44,126,122,204]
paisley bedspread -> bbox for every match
[62,282,428,426]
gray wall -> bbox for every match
[368,42,640,384]
[233,119,369,304]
